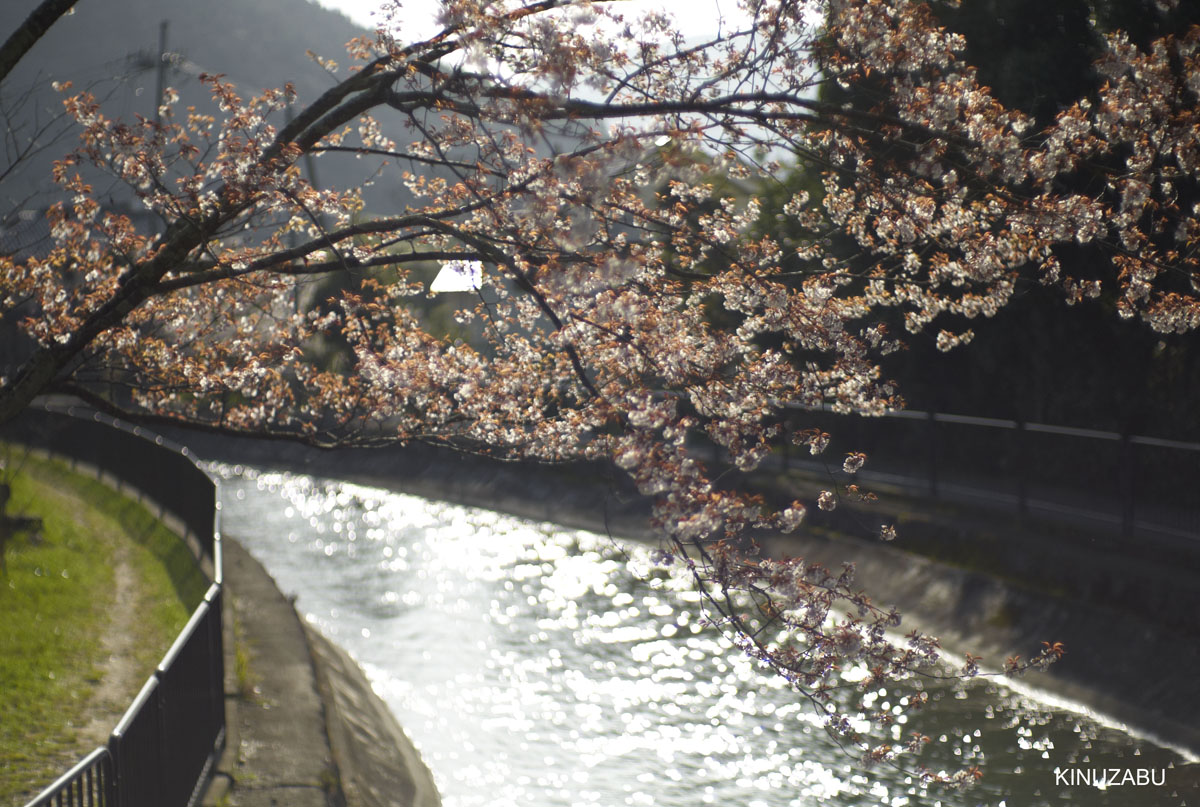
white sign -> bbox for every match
[430,260,483,293]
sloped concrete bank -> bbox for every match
[177,431,1199,777]
[758,528,1200,757]
[305,626,441,807]
[207,536,440,807]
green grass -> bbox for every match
[233,611,259,702]
[0,448,209,805]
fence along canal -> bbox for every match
[3,402,224,807]
[771,404,1200,542]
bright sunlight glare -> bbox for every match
[311,0,760,42]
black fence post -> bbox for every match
[926,409,938,497]
[1120,432,1134,538]
[20,748,114,807]
[1016,420,1028,526]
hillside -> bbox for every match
[0,0,408,214]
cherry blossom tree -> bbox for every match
[3,0,1194,782]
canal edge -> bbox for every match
[203,535,441,807]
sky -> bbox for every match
[313,0,747,43]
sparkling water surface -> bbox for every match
[214,466,1192,807]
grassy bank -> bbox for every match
[0,448,209,805]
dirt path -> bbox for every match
[77,540,143,747]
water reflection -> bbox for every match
[214,466,1191,807]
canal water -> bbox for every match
[214,465,1192,807]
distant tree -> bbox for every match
[7,0,1198,781]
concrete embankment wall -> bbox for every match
[759,527,1200,756]
[306,626,441,807]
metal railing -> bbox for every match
[20,748,113,807]
[3,403,225,807]
[774,404,1200,542]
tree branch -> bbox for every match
[0,0,78,85]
